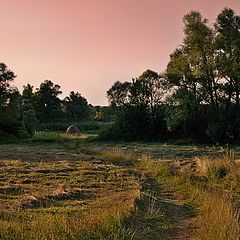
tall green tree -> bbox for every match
[165,11,216,139]
[167,11,218,109]
[130,70,166,124]
[214,8,240,139]
[0,63,16,109]
[104,70,167,140]
[63,91,90,120]
[22,84,34,100]
[0,63,21,136]
[22,83,39,133]
[107,81,131,107]
[165,10,240,141]
[34,80,62,122]
[215,8,240,108]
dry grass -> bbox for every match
[100,149,138,166]
[1,140,240,239]
[139,152,240,240]
[0,190,138,240]
[196,191,239,240]
[193,152,240,239]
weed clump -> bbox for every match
[208,165,229,180]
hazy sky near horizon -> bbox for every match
[0,0,239,105]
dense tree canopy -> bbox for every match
[22,84,34,100]
[165,8,240,141]
[0,63,17,109]
[63,91,90,120]
[105,70,167,140]
[103,7,240,142]
[0,74,92,137]
[34,80,63,122]
[0,63,21,136]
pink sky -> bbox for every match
[0,0,239,105]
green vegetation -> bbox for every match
[38,121,110,133]
[103,8,240,143]
[0,74,113,139]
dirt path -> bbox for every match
[127,175,196,240]
[160,189,196,239]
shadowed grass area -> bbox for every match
[74,140,240,161]
[0,131,98,145]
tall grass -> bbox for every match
[139,152,240,240]
[0,210,132,240]
[100,149,138,166]
[196,191,239,240]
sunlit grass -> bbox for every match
[0,139,240,239]
[0,144,140,240]
[139,152,240,240]
[100,149,138,166]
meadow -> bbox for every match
[0,133,240,239]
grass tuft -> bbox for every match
[100,149,138,166]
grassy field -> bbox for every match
[0,133,240,239]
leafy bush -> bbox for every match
[18,122,31,138]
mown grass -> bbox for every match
[0,136,240,239]
[0,193,137,240]
[0,143,141,240]
[0,141,180,240]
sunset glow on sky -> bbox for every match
[1,0,240,105]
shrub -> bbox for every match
[18,122,31,138]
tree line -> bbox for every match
[102,8,240,143]
[0,68,112,138]
[1,7,239,143]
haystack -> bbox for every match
[66,125,80,134]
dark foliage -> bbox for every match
[102,8,240,143]
[1,8,240,143]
